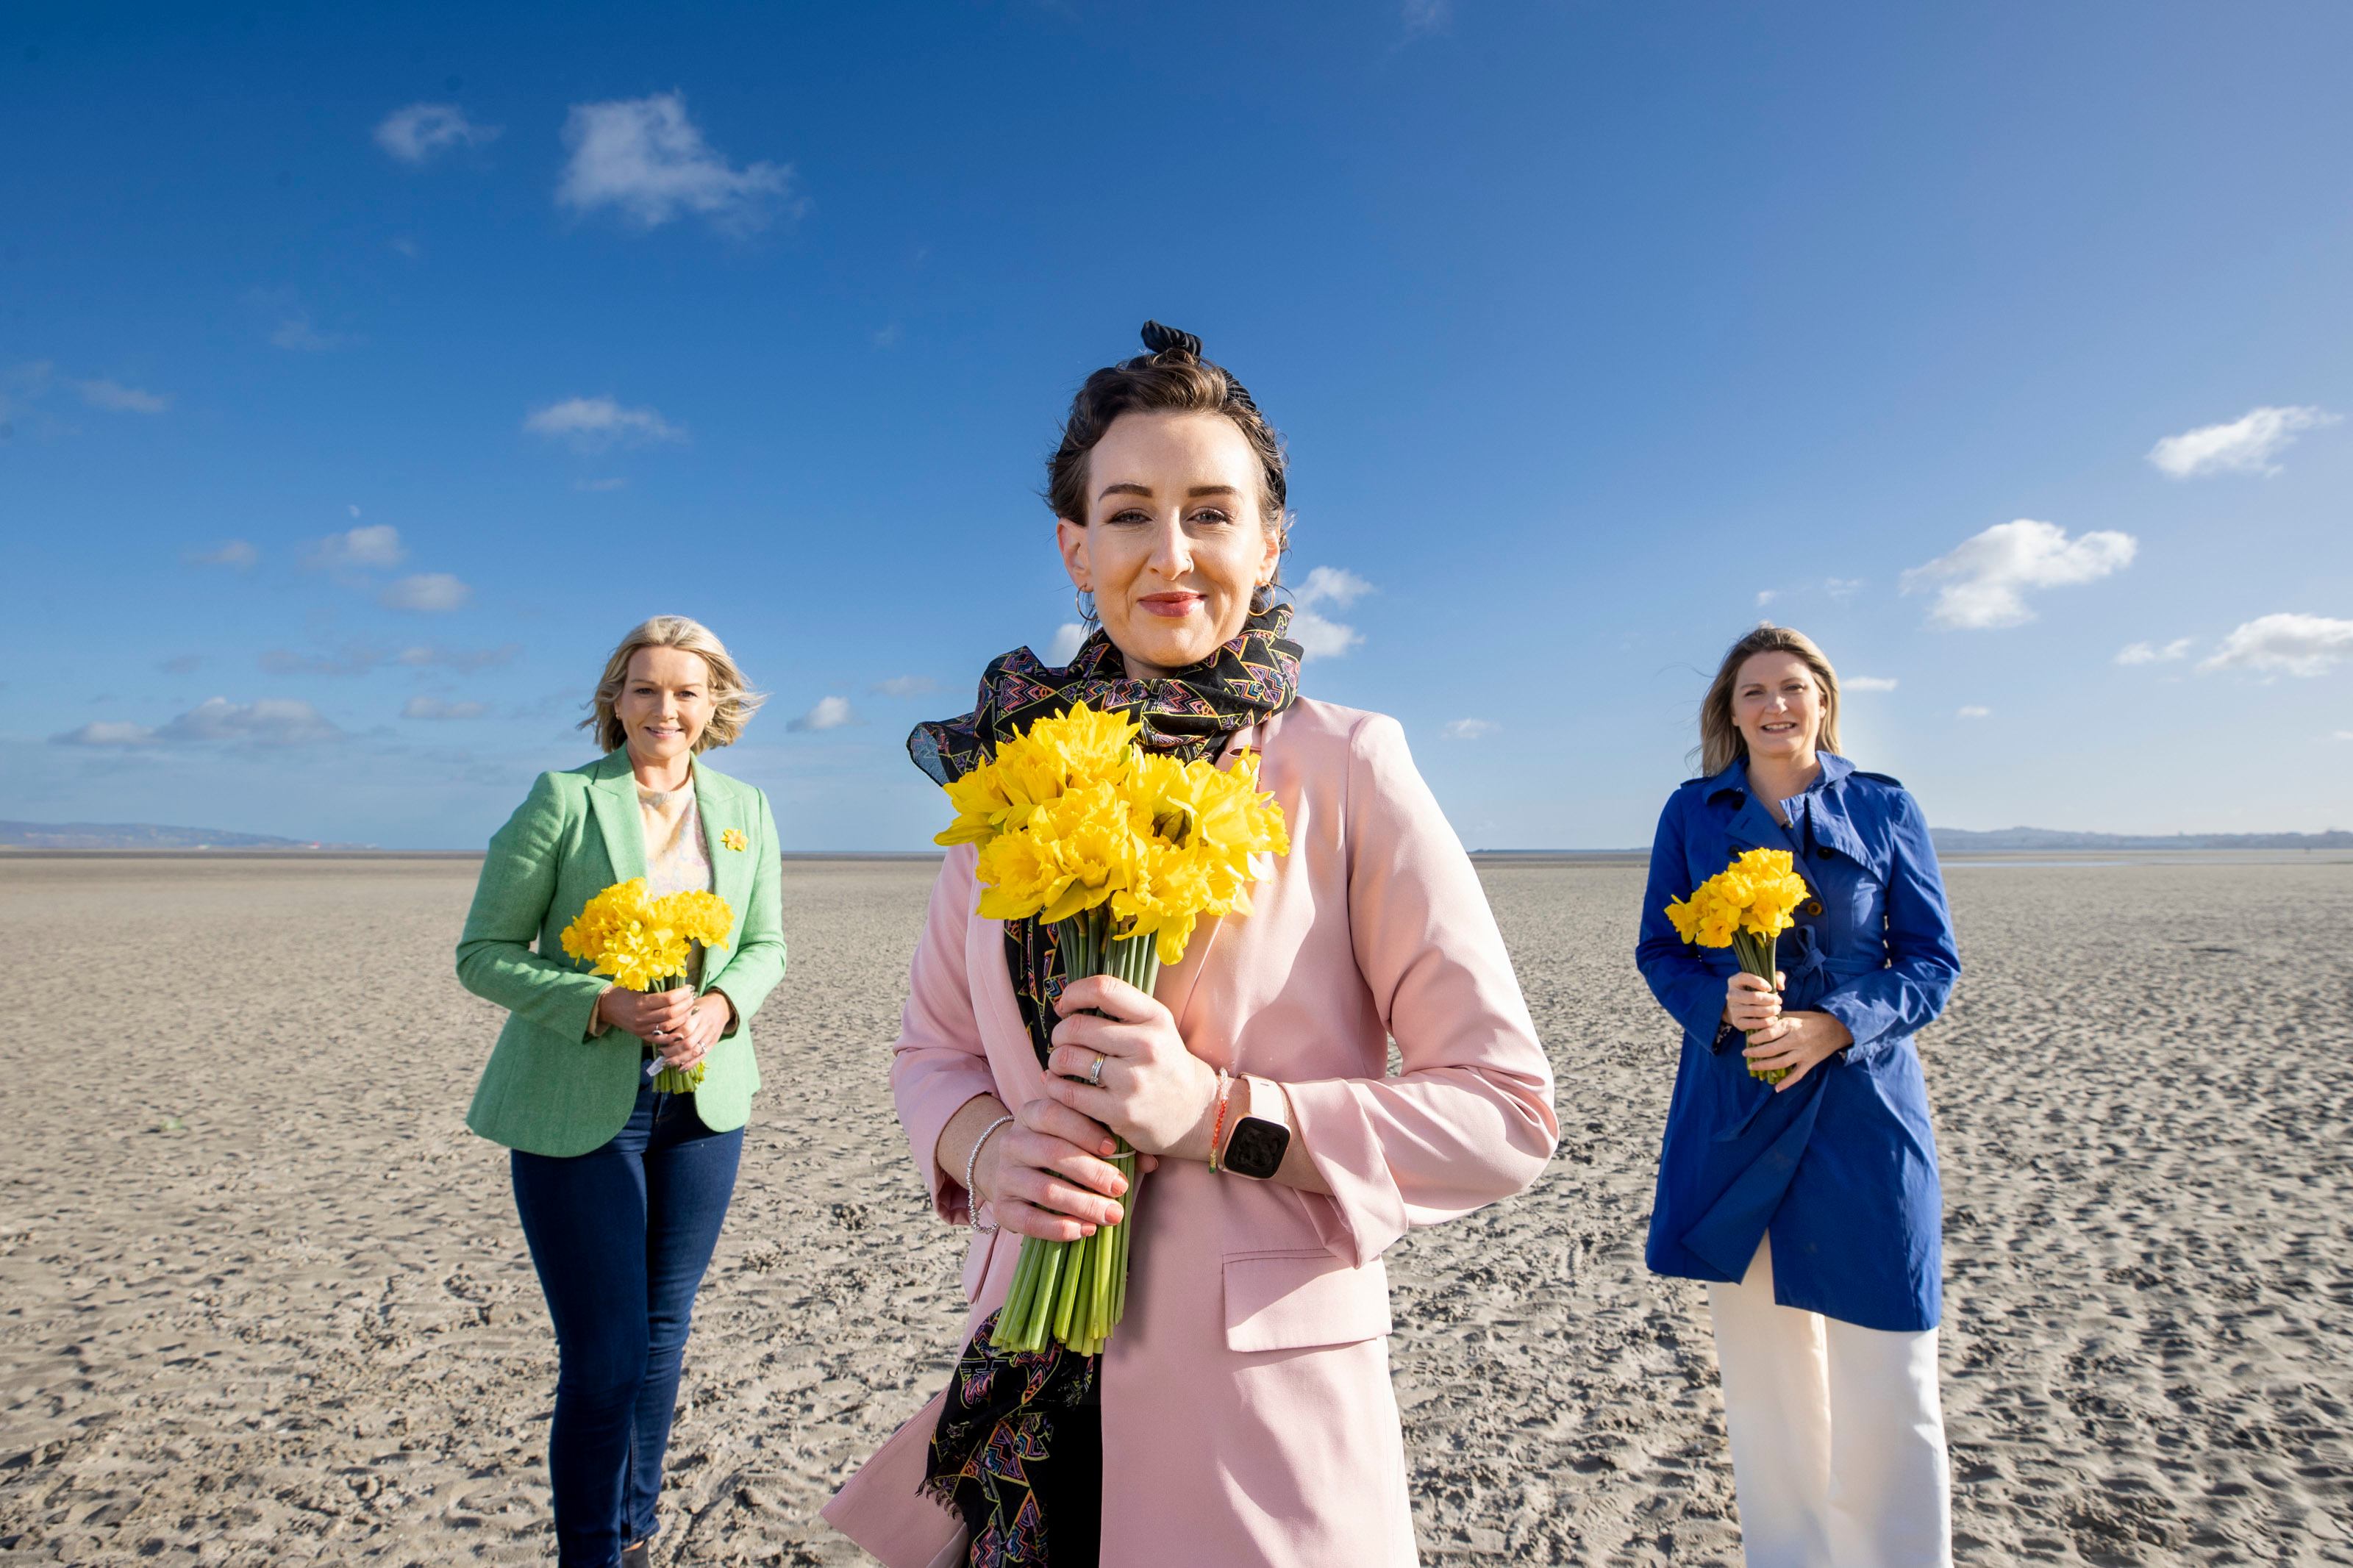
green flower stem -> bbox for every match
[989,906,1159,1355]
[646,977,705,1095]
[1730,933,1788,1084]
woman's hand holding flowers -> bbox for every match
[1741,1008,1854,1092]
[599,984,694,1045]
[596,985,729,1071]
[974,1100,1137,1243]
[668,992,730,1068]
[1044,974,1222,1162]
[1724,970,1785,1033]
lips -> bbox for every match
[1137,593,1204,619]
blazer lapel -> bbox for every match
[589,751,647,885]
[695,762,752,955]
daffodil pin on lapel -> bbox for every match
[721,828,748,853]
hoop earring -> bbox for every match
[1075,588,1098,626]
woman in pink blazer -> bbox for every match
[824,323,1557,1567]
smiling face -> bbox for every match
[1732,650,1825,766]
[1055,411,1283,680]
[616,645,716,767]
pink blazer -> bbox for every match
[825,699,1558,1567]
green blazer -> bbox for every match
[457,750,788,1156]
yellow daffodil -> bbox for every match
[721,828,748,853]
[558,878,734,992]
[1663,848,1816,1083]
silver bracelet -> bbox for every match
[963,1114,1015,1234]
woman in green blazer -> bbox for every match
[457,615,786,1568]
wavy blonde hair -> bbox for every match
[582,616,765,754]
[1697,623,1843,777]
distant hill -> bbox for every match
[1930,826,2353,852]
[0,820,376,851]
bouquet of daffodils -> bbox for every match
[1664,848,1812,1083]
[560,878,734,1093]
[935,701,1289,1355]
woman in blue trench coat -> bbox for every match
[1637,624,1960,1568]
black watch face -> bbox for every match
[1225,1117,1291,1180]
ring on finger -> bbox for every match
[1087,1053,1105,1087]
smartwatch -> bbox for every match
[1219,1075,1292,1181]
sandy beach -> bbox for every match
[1,850,2348,1566]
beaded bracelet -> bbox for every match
[1207,1068,1235,1173]
[964,1114,1015,1234]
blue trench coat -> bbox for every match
[1635,753,1960,1333]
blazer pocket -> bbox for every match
[1222,1247,1392,1353]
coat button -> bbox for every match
[1804,899,1824,917]
[1815,846,1835,860]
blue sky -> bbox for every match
[4,1,2348,849]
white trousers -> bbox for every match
[1707,1235,1952,1568]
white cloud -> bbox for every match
[1755,590,1779,608]
[185,540,258,569]
[1443,718,1499,740]
[161,697,342,746]
[787,695,857,732]
[269,316,357,352]
[1825,578,1865,601]
[1404,0,1452,33]
[1049,623,1088,665]
[2337,731,2353,742]
[348,504,360,517]
[524,396,685,450]
[160,654,204,674]
[1899,520,2137,629]
[396,643,520,673]
[260,644,380,676]
[2147,406,2338,479]
[1957,706,1991,719]
[557,92,793,232]
[1290,608,1365,660]
[304,525,406,571]
[870,676,939,697]
[1844,676,1899,692]
[2196,613,2353,678]
[76,378,170,413]
[1290,565,1374,660]
[1297,565,1374,609]
[378,573,472,612]
[82,697,344,748]
[374,102,501,164]
[51,720,159,748]
[402,696,488,720]
[2116,638,2193,666]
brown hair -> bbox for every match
[582,615,765,754]
[1697,623,1843,776]
[1045,321,1290,610]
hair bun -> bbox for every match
[1140,320,1202,359]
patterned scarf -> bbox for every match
[922,1311,1097,1567]
[907,604,1303,1070]
[910,605,1301,1566]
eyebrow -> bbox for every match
[1096,482,1244,502]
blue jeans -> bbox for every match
[511,1086,743,1567]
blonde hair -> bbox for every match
[1697,623,1843,777]
[582,616,765,754]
